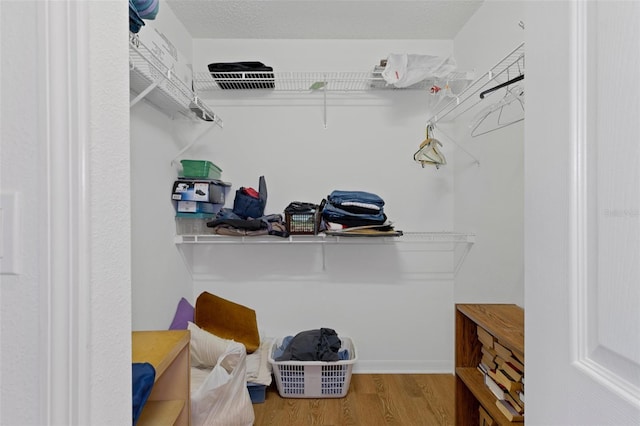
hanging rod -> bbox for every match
[479,73,524,99]
[427,42,525,126]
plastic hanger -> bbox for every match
[413,125,446,169]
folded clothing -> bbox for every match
[322,190,387,227]
[207,208,289,238]
[327,190,385,209]
[208,62,275,89]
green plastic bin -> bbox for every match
[180,160,222,179]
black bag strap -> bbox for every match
[258,175,267,205]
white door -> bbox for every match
[525,1,640,425]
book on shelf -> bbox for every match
[504,392,525,414]
[502,360,523,382]
[511,351,525,367]
[493,340,513,360]
[481,353,498,370]
[517,390,525,404]
[506,354,524,375]
[477,326,495,348]
[485,372,507,400]
[496,399,524,422]
[481,344,498,360]
[494,368,523,393]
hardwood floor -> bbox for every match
[253,374,455,426]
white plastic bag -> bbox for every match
[381,53,457,88]
[191,341,255,426]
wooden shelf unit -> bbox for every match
[132,330,191,426]
[455,304,524,426]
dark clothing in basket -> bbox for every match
[275,328,341,362]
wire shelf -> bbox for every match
[193,70,474,93]
[427,42,525,125]
[129,33,223,126]
[175,231,475,244]
[175,231,475,277]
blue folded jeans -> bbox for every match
[322,190,387,226]
[327,190,385,209]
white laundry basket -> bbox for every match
[268,336,357,398]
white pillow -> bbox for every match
[187,321,234,368]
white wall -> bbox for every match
[131,103,200,330]
[452,0,525,305]
[87,2,132,422]
[1,3,42,423]
[1,1,131,424]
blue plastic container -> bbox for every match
[247,383,266,404]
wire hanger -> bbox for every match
[470,85,524,137]
[470,57,525,137]
[413,124,446,169]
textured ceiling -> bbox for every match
[166,0,484,40]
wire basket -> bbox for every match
[284,210,319,235]
[268,336,357,398]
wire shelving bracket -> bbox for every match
[427,42,525,127]
[129,32,223,127]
